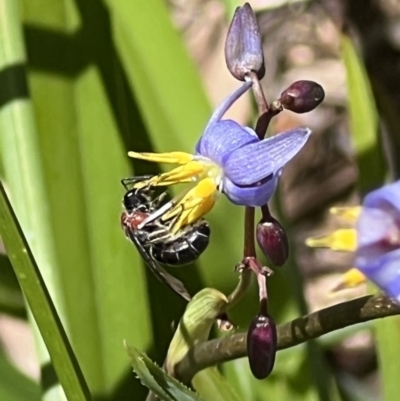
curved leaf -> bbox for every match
[126,343,205,401]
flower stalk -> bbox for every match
[175,294,400,383]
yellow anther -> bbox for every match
[164,178,217,233]
[329,206,361,223]
[171,196,215,231]
[131,161,205,189]
[190,177,217,198]
[332,268,367,292]
[128,151,193,165]
[158,161,205,183]
[183,196,215,226]
[305,228,357,252]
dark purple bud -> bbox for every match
[247,314,277,379]
[256,217,289,266]
[225,3,265,81]
[279,80,325,113]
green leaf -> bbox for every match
[0,181,91,401]
[105,0,211,153]
[341,33,385,192]
[341,33,400,401]
[166,288,228,375]
[0,348,40,401]
[192,367,242,401]
[0,254,26,317]
[19,0,153,396]
[126,343,205,401]
[374,317,400,401]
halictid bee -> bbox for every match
[120,176,210,301]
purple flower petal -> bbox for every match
[356,249,400,302]
[357,207,398,251]
[204,81,252,130]
[363,180,400,212]
[356,181,400,301]
[196,120,258,166]
[357,181,400,257]
[222,174,278,206]
[223,127,311,185]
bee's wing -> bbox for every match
[126,229,191,302]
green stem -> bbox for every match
[175,294,399,383]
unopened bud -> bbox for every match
[279,80,325,113]
[256,217,289,266]
[225,3,265,81]
[247,314,277,379]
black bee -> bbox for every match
[121,176,210,301]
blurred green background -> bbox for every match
[1,0,400,400]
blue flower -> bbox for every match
[356,181,400,301]
[306,180,400,301]
[129,81,311,231]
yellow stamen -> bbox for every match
[329,206,361,223]
[127,150,222,228]
[305,228,357,252]
[128,151,193,165]
[131,161,206,189]
[155,161,205,184]
[332,268,367,292]
[164,178,217,233]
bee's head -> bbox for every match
[123,189,151,213]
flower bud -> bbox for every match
[247,314,277,379]
[225,3,265,81]
[256,217,289,266]
[279,80,325,113]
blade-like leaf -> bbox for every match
[0,254,25,317]
[0,181,91,401]
[341,33,385,192]
[192,367,242,401]
[0,348,40,401]
[105,0,211,152]
[341,33,399,401]
[126,343,205,401]
[20,0,153,395]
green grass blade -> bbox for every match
[341,33,385,192]
[374,316,400,401]
[105,0,211,152]
[0,181,91,401]
[20,0,155,396]
[0,254,26,317]
[192,367,242,401]
[0,2,73,399]
[341,32,399,401]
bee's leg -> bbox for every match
[150,191,168,209]
[138,200,177,229]
[121,175,156,190]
